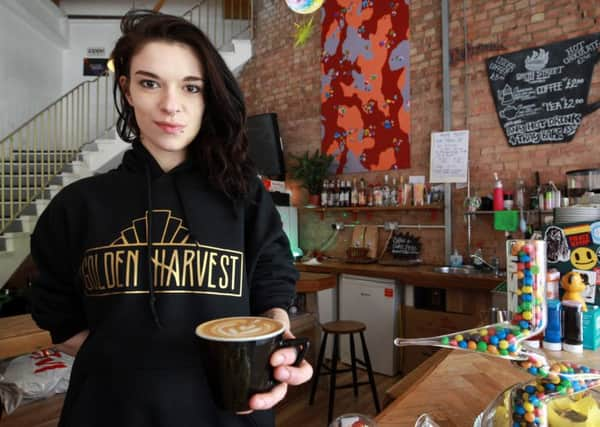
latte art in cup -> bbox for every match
[195,316,284,342]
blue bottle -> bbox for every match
[543,299,562,351]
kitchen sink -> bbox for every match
[433,265,505,277]
[433,266,476,275]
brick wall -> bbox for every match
[238,0,600,266]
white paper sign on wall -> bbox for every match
[429,130,469,183]
[87,47,106,57]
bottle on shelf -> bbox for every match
[344,179,350,207]
[382,174,391,206]
[358,178,367,207]
[373,183,383,207]
[493,172,504,211]
[339,179,346,207]
[515,179,526,210]
[329,179,337,207]
[390,177,398,207]
[397,176,404,206]
[367,184,374,207]
[403,181,412,206]
[321,179,328,207]
[351,177,359,207]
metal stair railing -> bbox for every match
[183,0,252,50]
[0,74,115,234]
[0,0,253,235]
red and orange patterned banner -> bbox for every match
[321,0,410,173]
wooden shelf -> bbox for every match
[464,209,553,215]
[300,204,444,220]
[300,204,444,212]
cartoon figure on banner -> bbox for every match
[294,16,315,48]
[544,225,570,263]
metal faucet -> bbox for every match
[470,253,500,276]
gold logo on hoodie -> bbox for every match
[80,210,244,297]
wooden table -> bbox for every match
[376,349,600,426]
[0,314,51,360]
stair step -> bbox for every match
[1,188,44,201]
[10,151,79,163]
[0,163,67,175]
[0,175,53,187]
[0,174,73,187]
[0,202,36,218]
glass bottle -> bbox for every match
[374,183,383,207]
[390,177,398,207]
[358,178,367,206]
[351,178,359,207]
[397,176,404,206]
[515,179,526,210]
[382,174,391,206]
[329,179,337,207]
[321,179,328,207]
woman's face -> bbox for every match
[120,40,205,171]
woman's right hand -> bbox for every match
[55,329,90,356]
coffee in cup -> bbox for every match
[195,316,309,412]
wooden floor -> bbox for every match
[275,362,401,427]
[275,323,403,427]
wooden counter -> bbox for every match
[296,272,337,293]
[0,314,51,360]
[376,349,600,426]
[296,261,504,291]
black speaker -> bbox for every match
[246,113,285,180]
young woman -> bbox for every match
[30,10,312,427]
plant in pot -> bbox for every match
[289,149,334,206]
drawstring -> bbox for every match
[145,164,163,328]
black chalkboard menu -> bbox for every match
[486,33,600,147]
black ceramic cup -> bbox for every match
[195,316,309,412]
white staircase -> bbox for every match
[0,130,130,287]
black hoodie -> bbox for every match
[29,142,298,427]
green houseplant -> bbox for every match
[289,149,335,205]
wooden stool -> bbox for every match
[308,320,381,423]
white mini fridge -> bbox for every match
[339,274,401,376]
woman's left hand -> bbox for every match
[247,330,313,411]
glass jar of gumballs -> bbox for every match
[506,240,547,343]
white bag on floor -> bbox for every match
[0,349,73,414]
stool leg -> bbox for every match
[349,333,358,397]
[328,334,340,424]
[309,331,328,405]
[359,331,381,413]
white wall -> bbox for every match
[62,20,120,91]
[59,0,200,18]
[0,0,67,140]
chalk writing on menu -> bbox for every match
[429,130,469,183]
[486,32,600,147]
[390,232,421,259]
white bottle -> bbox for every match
[450,249,463,267]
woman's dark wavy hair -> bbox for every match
[111,10,255,197]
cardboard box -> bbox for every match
[583,305,600,350]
